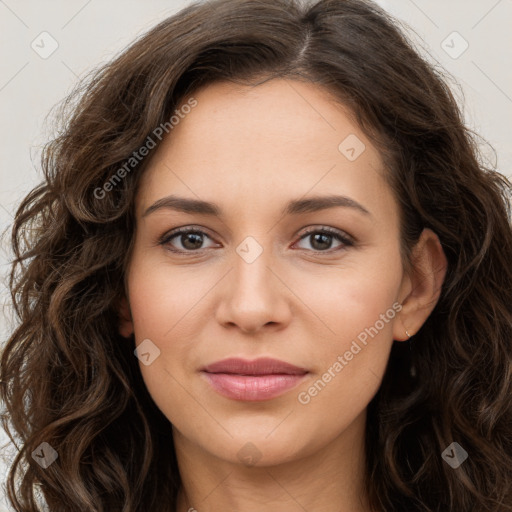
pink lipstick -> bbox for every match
[201,357,308,401]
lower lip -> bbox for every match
[201,372,308,401]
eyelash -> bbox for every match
[158,225,354,255]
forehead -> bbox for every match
[136,79,397,225]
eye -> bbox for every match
[159,227,218,253]
[294,226,354,253]
[158,225,354,255]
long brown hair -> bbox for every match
[2,0,511,510]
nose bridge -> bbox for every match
[214,231,288,332]
[232,234,274,297]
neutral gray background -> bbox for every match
[1,0,511,509]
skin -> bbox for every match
[119,78,447,512]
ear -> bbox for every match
[117,295,134,338]
[393,228,447,341]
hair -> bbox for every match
[1,0,511,510]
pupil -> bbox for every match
[312,233,331,250]
[183,233,203,249]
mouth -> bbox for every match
[200,357,309,401]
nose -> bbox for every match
[214,241,292,334]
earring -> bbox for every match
[406,330,416,377]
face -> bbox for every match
[121,78,415,467]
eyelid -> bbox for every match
[158,225,219,249]
[292,226,354,253]
[297,225,354,243]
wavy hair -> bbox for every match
[1,0,511,510]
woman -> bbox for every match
[1,0,511,510]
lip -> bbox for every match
[201,357,309,401]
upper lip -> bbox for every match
[201,357,308,376]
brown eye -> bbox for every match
[159,228,217,253]
[178,232,205,250]
[295,227,354,253]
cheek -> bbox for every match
[291,249,403,411]
[125,250,219,424]
[126,247,216,341]
[290,290,399,453]
[292,246,403,349]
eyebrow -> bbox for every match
[142,194,372,218]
